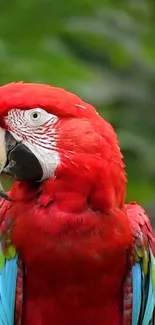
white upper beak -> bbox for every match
[0,127,7,173]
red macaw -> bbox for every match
[0,82,154,325]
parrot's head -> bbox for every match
[0,82,126,212]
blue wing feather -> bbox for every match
[142,264,154,324]
[132,263,142,325]
[6,257,17,320]
[0,255,18,325]
[131,247,155,325]
[125,202,155,325]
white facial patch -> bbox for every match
[22,140,59,180]
[5,108,60,180]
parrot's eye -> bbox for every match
[26,108,56,127]
[5,108,58,131]
[30,110,42,122]
[32,112,39,119]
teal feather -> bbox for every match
[142,263,154,325]
[132,247,155,325]
[6,257,18,321]
[0,255,18,325]
[132,263,142,325]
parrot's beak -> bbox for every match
[0,128,43,199]
[0,128,12,200]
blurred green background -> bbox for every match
[0,0,155,221]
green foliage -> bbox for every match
[0,0,155,207]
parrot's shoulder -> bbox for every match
[123,201,155,325]
[0,195,23,325]
[126,201,155,251]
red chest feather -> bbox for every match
[8,190,132,325]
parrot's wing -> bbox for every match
[123,201,155,325]
[0,196,23,325]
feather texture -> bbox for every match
[0,256,18,325]
[132,263,142,325]
[125,202,155,325]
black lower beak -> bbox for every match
[4,131,43,182]
[0,131,43,200]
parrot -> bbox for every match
[0,82,154,325]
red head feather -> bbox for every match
[0,82,97,118]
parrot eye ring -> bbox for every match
[30,110,42,122]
